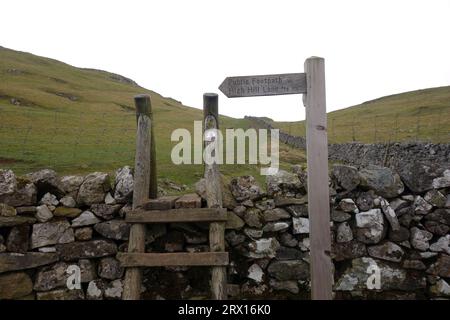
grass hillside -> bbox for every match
[0,46,305,187]
[273,86,450,143]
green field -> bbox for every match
[1,46,448,188]
[273,86,450,144]
[0,46,305,187]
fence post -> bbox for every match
[304,57,333,300]
[203,93,227,300]
[123,94,153,300]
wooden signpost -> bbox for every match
[219,57,332,300]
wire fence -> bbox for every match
[0,106,136,175]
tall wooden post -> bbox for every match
[203,93,227,300]
[304,57,332,300]
[123,94,153,300]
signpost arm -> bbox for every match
[304,57,332,300]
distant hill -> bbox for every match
[272,86,450,143]
[0,46,305,186]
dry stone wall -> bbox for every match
[0,164,450,300]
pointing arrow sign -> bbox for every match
[219,73,307,98]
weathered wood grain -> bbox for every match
[304,57,332,300]
[122,95,153,300]
[203,93,228,300]
[219,73,306,98]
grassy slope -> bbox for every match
[0,47,305,187]
[273,86,450,143]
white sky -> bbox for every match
[1,0,449,121]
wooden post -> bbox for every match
[304,57,332,300]
[203,93,227,300]
[123,94,153,300]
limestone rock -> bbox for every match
[388,226,410,242]
[332,164,360,191]
[285,204,308,217]
[0,215,36,227]
[398,162,445,193]
[267,170,302,197]
[244,228,263,239]
[427,255,450,278]
[279,232,298,247]
[39,192,59,207]
[356,191,375,212]
[33,260,95,291]
[246,237,280,259]
[0,203,16,217]
[94,220,130,240]
[430,279,450,297]
[59,175,84,199]
[339,198,359,213]
[173,193,201,209]
[292,217,309,234]
[359,165,404,198]
[27,169,64,197]
[247,263,264,283]
[35,205,53,223]
[0,252,58,273]
[225,211,245,230]
[87,279,105,300]
[53,206,82,218]
[71,211,101,227]
[56,240,117,261]
[275,246,304,260]
[425,208,450,225]
[336,222,353,243]
[77,172,111,205]
[335,257,425,291]
[243,208,263,228]
[413,196,433,215]
[59,196,76,208]
[263,208,290,222]
[355,209,385,244]
[31,220,74,249]
[268,260,310,281]
[0,176,37,207]
[114,166,133,203]
[90,204,121,220]
[432,169,450,189]
[225,231,246,246]
[230,176,262,201]
[410,227,433,251]
[380,198,400,231]
[98,257,124,280]
[0,169,17,196]
[104,279,123,299]
[74,227,93,241]
[367,241,404,262]
[430,235,450,255]
[104,193,116,205]
[0,272,33,299]
[269,279,299,294]
[263,222,289,233]
[6,225,29,253]
[331,210,351,222]
[332,241,367,261]
[36,288,84,300]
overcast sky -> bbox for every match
[2,0,449,121]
